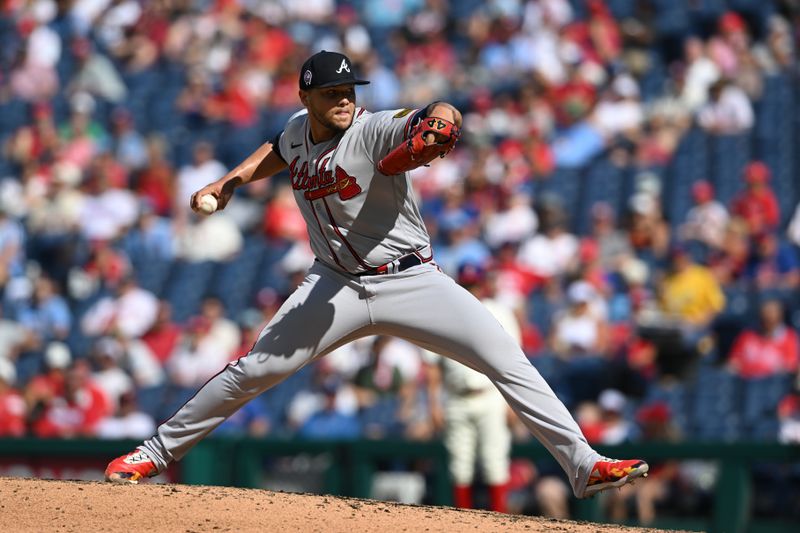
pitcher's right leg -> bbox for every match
[107,263,373,481]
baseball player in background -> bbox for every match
[105,50,648,501]
[423,263,515,513]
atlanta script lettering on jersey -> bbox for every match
[288,155,362,201]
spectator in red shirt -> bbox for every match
[30,360,112,438]
[205,73,258,128]
[5,103,59,167]
[24,341,71,416]
[0,358,26,437]
[134,135,175,217]
[524,127,555,179]
[245,19,294,71]
[550,69,597,127]
[263,183,308,243]
[727,299,799,379]
[141,301,182,366]
[730,161,781,236]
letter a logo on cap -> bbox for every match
[336,59,350,74]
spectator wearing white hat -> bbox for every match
[91,337,134,411]
[551,281,609,359]
[550,281,612,407]
[597,389,634,444]
[591,74,645,138]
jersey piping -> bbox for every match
[322,197,372,270]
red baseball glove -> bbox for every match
[378,116,461,175]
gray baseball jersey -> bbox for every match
[274,107,430,273]
[138,105,603,498]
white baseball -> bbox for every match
[197,194,218,215]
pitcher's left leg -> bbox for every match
[368,266,600,497]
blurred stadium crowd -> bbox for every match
[1,0,800,522]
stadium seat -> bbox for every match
[710,133,751,206]
[255,240,295,293]
[740,374,794,438]
[666,128,708,225]
[130,256,173,297]
[136,384,167,421]
[209,236,268,318]
[688,366,742,440]
[581,157,624,234]
[644,382,690,435]
[163,261,219,322]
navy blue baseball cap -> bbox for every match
[299,50,370,90]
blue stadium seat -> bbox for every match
[0,98,29,138]
[740,374,794,439]
[219,124,267,169]
[666,128,709,225]
[527,291,560,336]
[644,382,690,435]
[14,350,45,387]
[163,260,219,322]
[639,52,667,103]
[537,168,584,231]
[581,157,624,234]
[688,366,742,440]
[130,256,173,297]
[650,0,691,37]
[718,285,756,323]
[136,384,167,422]
[255,240,295,293]
[209,236,268,318]
[710,133,751,206]
[606,0,636,19]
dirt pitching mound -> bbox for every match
[1,477,682,532]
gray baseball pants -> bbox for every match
[140,261,600,497]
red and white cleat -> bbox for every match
[105,450,158,484]
[582,458,649,497]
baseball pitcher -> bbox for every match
[105,51,648,500]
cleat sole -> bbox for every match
[583,463,650,497]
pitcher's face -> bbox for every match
[301,84,356,133]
